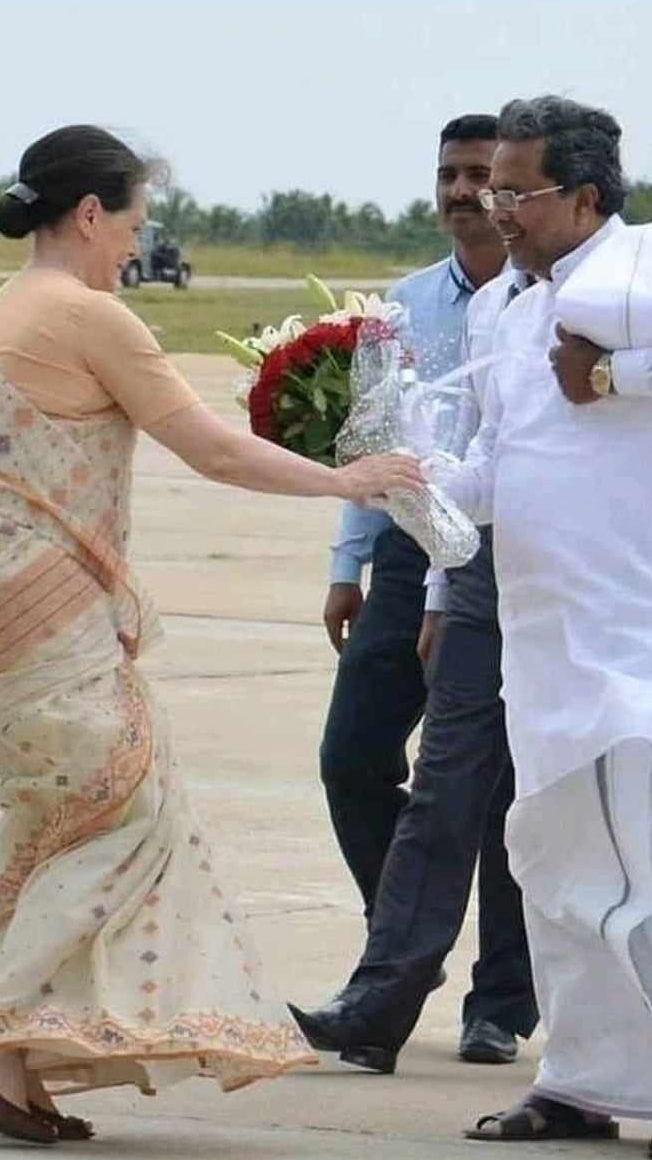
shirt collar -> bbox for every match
[550,215,626,290]
[510,266,532,294]
[446,252,477,302]
[447,253,518,302]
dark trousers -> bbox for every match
[320,527,537,1035]
[320,527,427,917]
[349,620,537,1037]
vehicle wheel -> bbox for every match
[174,265,191,289]
[122,261,141,289]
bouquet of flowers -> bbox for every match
[215,276,400,466]
[216,277,479,568]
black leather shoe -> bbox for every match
[288,969,446,1075]
[287,998,398,1073]
[341,967,446,1071]
[459,1018,518,1064]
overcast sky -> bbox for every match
[3,0,650,216]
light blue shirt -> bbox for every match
[330,253,476,583]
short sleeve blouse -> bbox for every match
[0,267,199,427]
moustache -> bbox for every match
[444,201,482,214]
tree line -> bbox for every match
[3,178,652,260]
[148,188,446,259]
[144,182,652,258]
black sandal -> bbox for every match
[0,1092,59,1144]
[29,1101,95,1141]
[465,1093,620,1142]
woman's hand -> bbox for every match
[333,453,424,504]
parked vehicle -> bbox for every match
[121,220,191,289]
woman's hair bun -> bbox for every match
[0,189,39,239]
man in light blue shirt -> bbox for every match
[293,115,536,1071]
[320,116,505,901]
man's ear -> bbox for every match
[574,183,601,223]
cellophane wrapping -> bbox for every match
[335,318,480,568]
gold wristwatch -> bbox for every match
[589,354,613,397]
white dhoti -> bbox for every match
[507,738,652,1119]
[445,217,652,1120]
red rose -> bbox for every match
[248,379,275,438]
[286,335,316,368]
[248,347,292,438]
[245,313,389,453]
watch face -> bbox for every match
[590,365,611,396]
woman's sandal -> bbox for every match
[0,1092,59,1144]
[464,1094,620,1142]
[29,1101,95,1141]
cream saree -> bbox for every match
[0,377,314,1096]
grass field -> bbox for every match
[123,285,384,353]
[0,238,28,270]
[0,236,405,279]
[185,242,403,278]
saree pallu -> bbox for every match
[0,378,314,1095]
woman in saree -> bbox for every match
[0,124,423,1145]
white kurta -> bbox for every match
[449,215,652,799]
[447,216,652,1120]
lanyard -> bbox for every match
[449,260,475,297]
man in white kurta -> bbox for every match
[445,96,652,1148]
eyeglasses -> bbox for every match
[478,185,564,213]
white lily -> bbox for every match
[257,314,308,353]
[361,292,390,318]
[306,275,394,322]
[320,293,400,326]
[343,290,368,316]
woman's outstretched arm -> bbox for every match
[147,401,424,503]
[85,293,424,504]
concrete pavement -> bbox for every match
[8,354,647,1158]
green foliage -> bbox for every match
[271,344,351,465]
[149,185,449,263]
[146,178,652,264]
[623,181,652,224]
[147,186,204,239]
[261,190,335,248]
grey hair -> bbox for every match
[497,95,627,216]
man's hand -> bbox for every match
[549,323,605,405]
[417,611,445,668]
[323,583,363,653]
